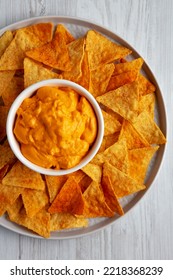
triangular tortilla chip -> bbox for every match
[0,182,23,205]
[0,30,13,57]
[119,119,150,149]
[107,70,138,91]
[50,213,88,231]
[139,92,155,119]
[0,106,9,141]
[86,30,132,70]
[62,37,85,82]
[0,70,15,96]
[97,81,139,122]
[82,163,102,183]
[45,175,68,203]
[128,146,159,184]
[0,141,16,169]
[112,57,143,75]
[133,112,166,144]
[0,23,53,70]
[102,110,121,136]
[89,63,115,97]
[92,139,128,174]
[2,160,45,190]
[26,24,71,71]
[48,177,84,215]
[22,188,49,217]
[55,24,75,44]
[82,181,114,217]
[137,74,156,95]
[102,175,124,215]
[24,58,61,88]
[2,76,24,106]
[103,162,146,197]
[98,132,120,153]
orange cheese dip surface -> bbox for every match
[14,86,97,169]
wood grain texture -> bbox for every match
[0,0,173,260]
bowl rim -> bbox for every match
[6,79,104,176]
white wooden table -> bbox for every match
[0,0,173,260]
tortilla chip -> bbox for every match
[45,175,68,203]
[2,76,24,106]
[0,141,16,169]
[0,164,9,180]
[0,106,9,141]
[112,57,143,75]
[128,146,159,184]
[102,110,121,136]
[82,163,102,183]
[22,188,49,217]
[62,37,85,82]
[0,201,8,216]
[48,177,84,215]
[89,63,115,97]
[137,74,156,95]
[55,24,75,44]
[0,23,53,70]
[92,139,128,174]
[82,181,114,217]
[6,195,23,219]
[98,132,119,153]
[24,58,61,88]
[0,30,13,57]
[50,212,88,231]
[107,70,138,92]
[103,162,146,197]
[68,170,86,183]
[0,70,15,96]
[119,119,150,149]
[77,174,92,193]
[139,92,155,119]
[133,112,166,144]
[0,183,23,205]
[77,51,90,90]
[96,81,139,122]
[102,175,124,215]
[9,206,50,238]
[86,30,132,70]
[2,160,45,190]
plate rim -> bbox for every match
[0,15,167,240]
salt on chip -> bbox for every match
[22,188,49,218]
[26,24,71,71]
[82,181,114,217]
[102,175,124,215]
[2,76,24,106]
[89,63,115,97]
[137,74,156,95]
[107,70,138,92]
[2,160,45,190]
[102,110,121,136]
[86,30,132,70]
[50,212,88,231]
[45,175,68,203]
[139,92,155,119]
[62,37,85,82]
[103,162,146,198]
[133,111,166,145]
[48,177,84,215]
[0,106,9,141]
[97,81,139,122]
[0,30,13,57]
[112,57,143,75]
[0,70,15,96]
[24,58,61,88]
[82,163,102,183]
[128,146,159,184]
[0,23,53,70]
[0,141,16,170]
[119,119,150,149]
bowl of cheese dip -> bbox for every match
[6,79,104,176]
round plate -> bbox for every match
[0,16,167,239]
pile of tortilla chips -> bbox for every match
[0,22,166,238]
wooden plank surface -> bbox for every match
[0,0,172,260]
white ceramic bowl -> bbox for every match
[6,79,104,176]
